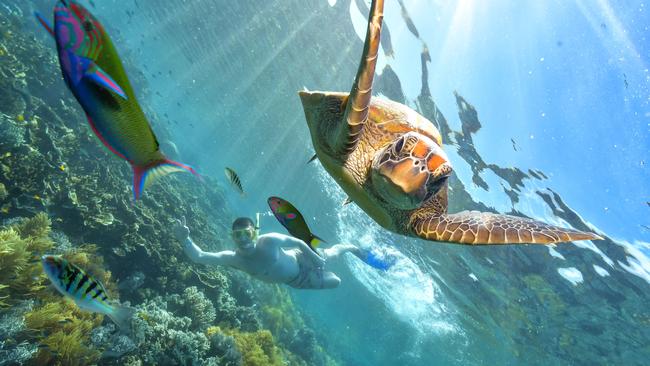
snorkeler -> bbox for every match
[172,214,384,289]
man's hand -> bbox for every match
[173,216,190,242]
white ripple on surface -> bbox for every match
[557,267,584,286]
[548,245,566,260]
[593,264,610,277]
[616,240,650,284]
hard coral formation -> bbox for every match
[167,286,216,331]
[0,114,25,151]
[130,295,214,365]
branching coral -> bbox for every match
[130,296,213,364]
[167,286,216,331]
[0,114,25,150]
[30,325,101,366]
[222,328,285,366]
[0,213,53,307]
[206,326,242,366]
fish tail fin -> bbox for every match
[309,234,325,251]
[107,304,137,334]
[132,158,200,200]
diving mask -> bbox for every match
[232,227,258,244]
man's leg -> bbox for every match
[320,271,342,289]
[288,258,342,290]
[321,244,364,260]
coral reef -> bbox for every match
[167,286,217,331]
[222,328,285,366]
[126,293,238,365]
[0,114,25,151]
[130,296,212,364]
[0,213,52,308]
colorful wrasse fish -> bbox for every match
[224,167,244,195]
[41,255,135,331]
[267,196,324,254]
[35,1,198,199]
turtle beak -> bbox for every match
[429,175,449,194]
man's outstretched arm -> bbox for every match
[173,217,237,267]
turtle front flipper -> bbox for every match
[411,211,603,245]
[337,0,385,156]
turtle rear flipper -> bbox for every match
[411,211,603,245]
[337,0,385,156]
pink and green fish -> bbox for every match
[35,1,198,199]
[268,196,324,254]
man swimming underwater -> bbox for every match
[173,215,384,289]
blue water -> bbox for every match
[4,0,650,365]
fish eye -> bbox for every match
[83,21,94,32]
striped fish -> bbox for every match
[41,255,135,331]
[34,1,198,200]
[224,167,244,195]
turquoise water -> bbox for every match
[1,0,649,365]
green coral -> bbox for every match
[0,213,53,307]
[26,307,102,366]
[222,328,284,366]
[257,285,304,336]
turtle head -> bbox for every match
[299,91,348,152]
[371,132,452,210]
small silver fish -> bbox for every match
[224,167,244,195]
[41,255,134,331]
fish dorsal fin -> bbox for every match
[339,0,384,156]
[84,64,128,100]
[342,197,353,206]
[307,154,318,164]
[34,12,54,37]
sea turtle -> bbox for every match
[298,0,601,245]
